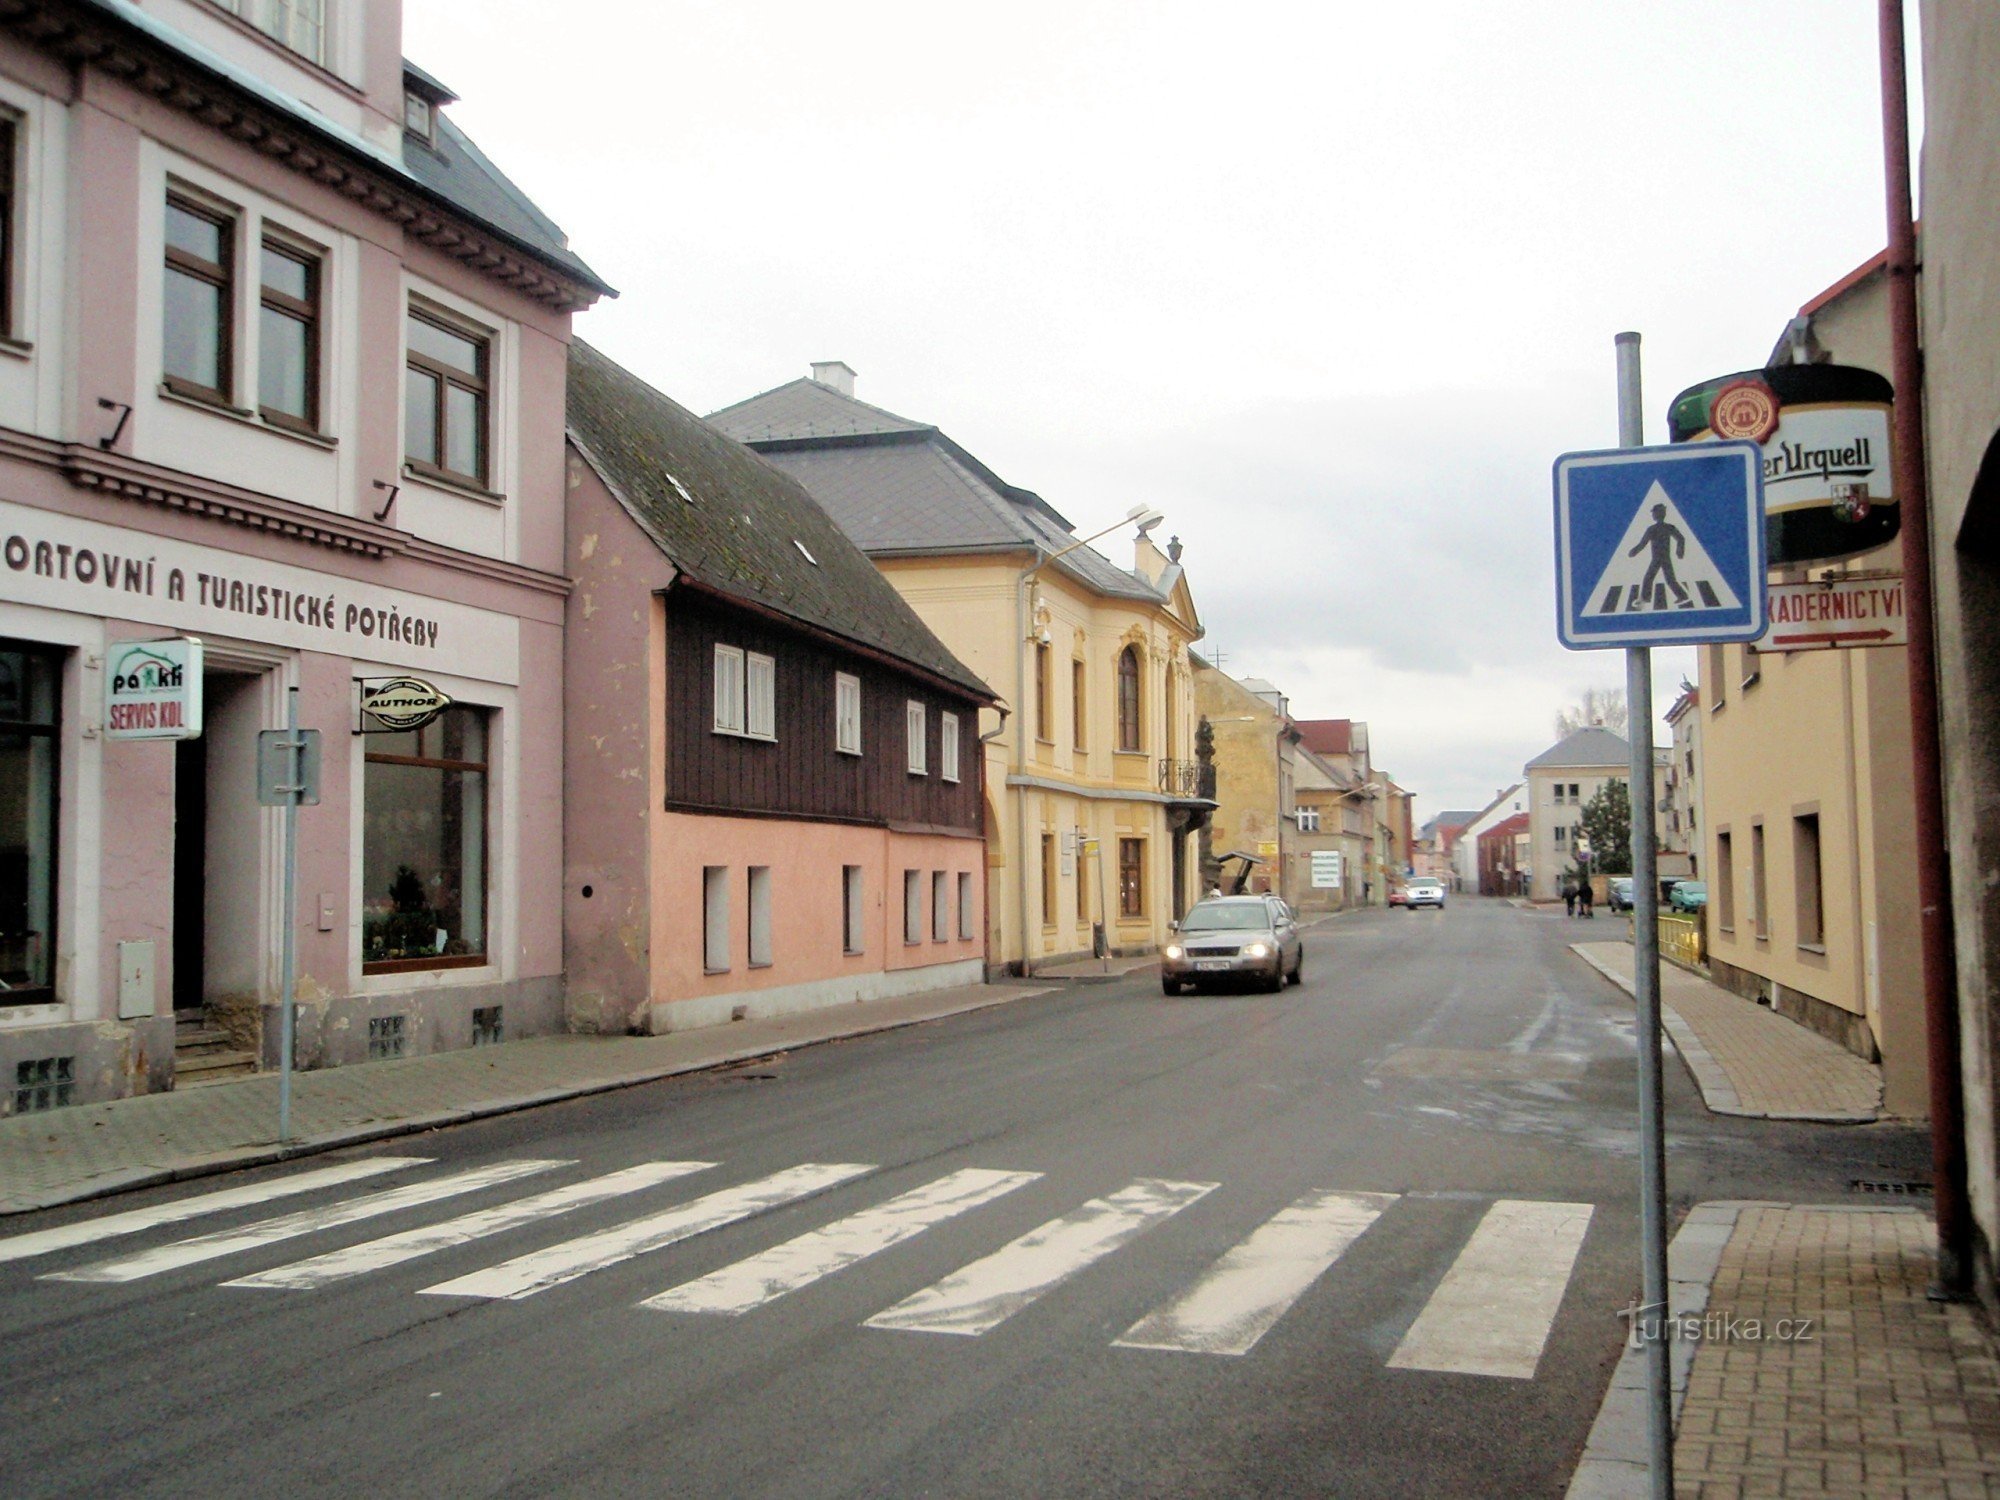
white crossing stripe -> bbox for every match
[1115,1188,1397,1356]
[223,1162,713,1290]
[419,1162,873,1302]
[1386,1198,1594,1379]
[43,1160,566,1285]
[643,1168,1042,1316]
[0,1157,428,1267]
[865,1177,1216,1337]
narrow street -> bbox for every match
[0,900,1927,1499]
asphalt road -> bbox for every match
[0,898,1929,1498]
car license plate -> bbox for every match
[1195,959,1231,971]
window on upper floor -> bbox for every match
[712,645,775,741]
[405,302,490,489]
[834,671,861,756]
[258,238,320,433]
[1295,808,1320,833]
[210,0,326,65]
[404,91,435,146]
[163,194,235,405]
[940,712,960,784]
[906,700,927,775]
[1071,659,1087,752]
[1116,646,1141,752]
[0,114,17,341]
[1034,643,1052,742]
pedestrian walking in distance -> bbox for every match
[1564,880,1577,918]
[1580,880,1595,919]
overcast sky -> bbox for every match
[408,1,1917,820]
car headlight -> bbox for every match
[1164,944,1184,961]
[1245,941,1271,960]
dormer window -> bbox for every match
[404,92,435,146]
[211,0,325,65]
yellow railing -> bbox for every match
[1629,912,1704,970]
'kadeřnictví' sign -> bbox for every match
[1669,364,1897,566]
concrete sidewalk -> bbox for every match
[0,979,1053,1216]
[1569,1202,2000,1498]
[1572,941,1882,1123]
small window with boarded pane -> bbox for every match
[405,303,489,488]
[164,194,234,404]
[0,115,18,340]
[1119,837,1144,919]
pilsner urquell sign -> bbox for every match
[1668,364,1896,566]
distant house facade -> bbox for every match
[1478,813,1530,897]
[0,2,611,1106]
[1192,664,1300,901]
[1663,687,1703,883]
[563,345,992,1033]
[1523,728,1640,902]
[1291,745,1370,910]
[707,365,1207,973]
[1457,783,1528,895]
[1295,718,1385,903]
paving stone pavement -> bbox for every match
[0,979,1050,1215]
[1674,1205,2000,1499]
[1571,941,1883,1123]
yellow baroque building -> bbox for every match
[710,364,1210,973]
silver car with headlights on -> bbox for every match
[1161,895,1303,994]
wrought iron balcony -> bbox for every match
[1158,758,1216,800]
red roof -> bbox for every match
[1294,718,1353,756]
[1479,812,1529,845]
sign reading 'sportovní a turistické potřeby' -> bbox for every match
[105,636,203,740]
[1669,363,1897,566]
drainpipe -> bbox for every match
[1880,0,1968,1298]
[980,707,1011,976]
[1015,572,1034,975]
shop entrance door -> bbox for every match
[171,735,206,1013]
[171,669,269,1022]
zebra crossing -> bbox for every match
[6,1154,1596,1376]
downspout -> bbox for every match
[1879,0,1969,1298]
[1015,569,1034,975]
[980,706,1011,977]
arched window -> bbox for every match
[1117,645,1141,752]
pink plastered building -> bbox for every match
[563,343,994,1033]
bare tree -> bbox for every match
[1554,686,1629,740]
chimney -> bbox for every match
[810,361,856,397]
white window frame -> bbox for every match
[1295,808,1319,833]
[747,865,773,967]
[835,671,862,756]
[713,645,745,735]
[940,711,960,783]
[906,700,927,776]
[745,652,776,741]
[702,865,730,973]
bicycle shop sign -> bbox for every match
[105,637,204,740]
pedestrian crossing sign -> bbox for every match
[1553,441,1767,649]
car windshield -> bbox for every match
[1180,905,1272,931]
[1408,880,1440,890]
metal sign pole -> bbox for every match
[1616,330,1673,1498]
[278,684,300,1144]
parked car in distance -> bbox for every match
[1404,878,1446,910]
[1607,877,1634,912]
[1387,886,1410,908]
[1668,880,1709,913]
[1162,895,1303,994]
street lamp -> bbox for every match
[1011,504,1167,975]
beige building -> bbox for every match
[709,368,1208,973]
[1523,728,1635,902]
[1663,686,1703,883]
[1290,746,1372,910]
[1192,665,1298,900]
[1691,251,1927,1118]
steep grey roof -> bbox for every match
[1422,811,1481,837]
[566,342,991,702]
[403,95,610,296]
[713,378,1172,605]
[1525,727,1633,771]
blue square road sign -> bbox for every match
[1553,441,1767,650]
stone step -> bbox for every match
[174,1048,259,1086]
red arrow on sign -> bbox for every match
[1769,628,1897,647]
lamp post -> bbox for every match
[1013,504,1164,974]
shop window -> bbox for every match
[702,865,729,972]
[362,706,488,972]
[0,640,60,1000]
[1116,646,1141,752]
[258,238,320,432]
[1119,837,1144,919]
[164,194,234,405]
[748,865,773,967]
[405,302,490,488]
[842,864,864,954]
